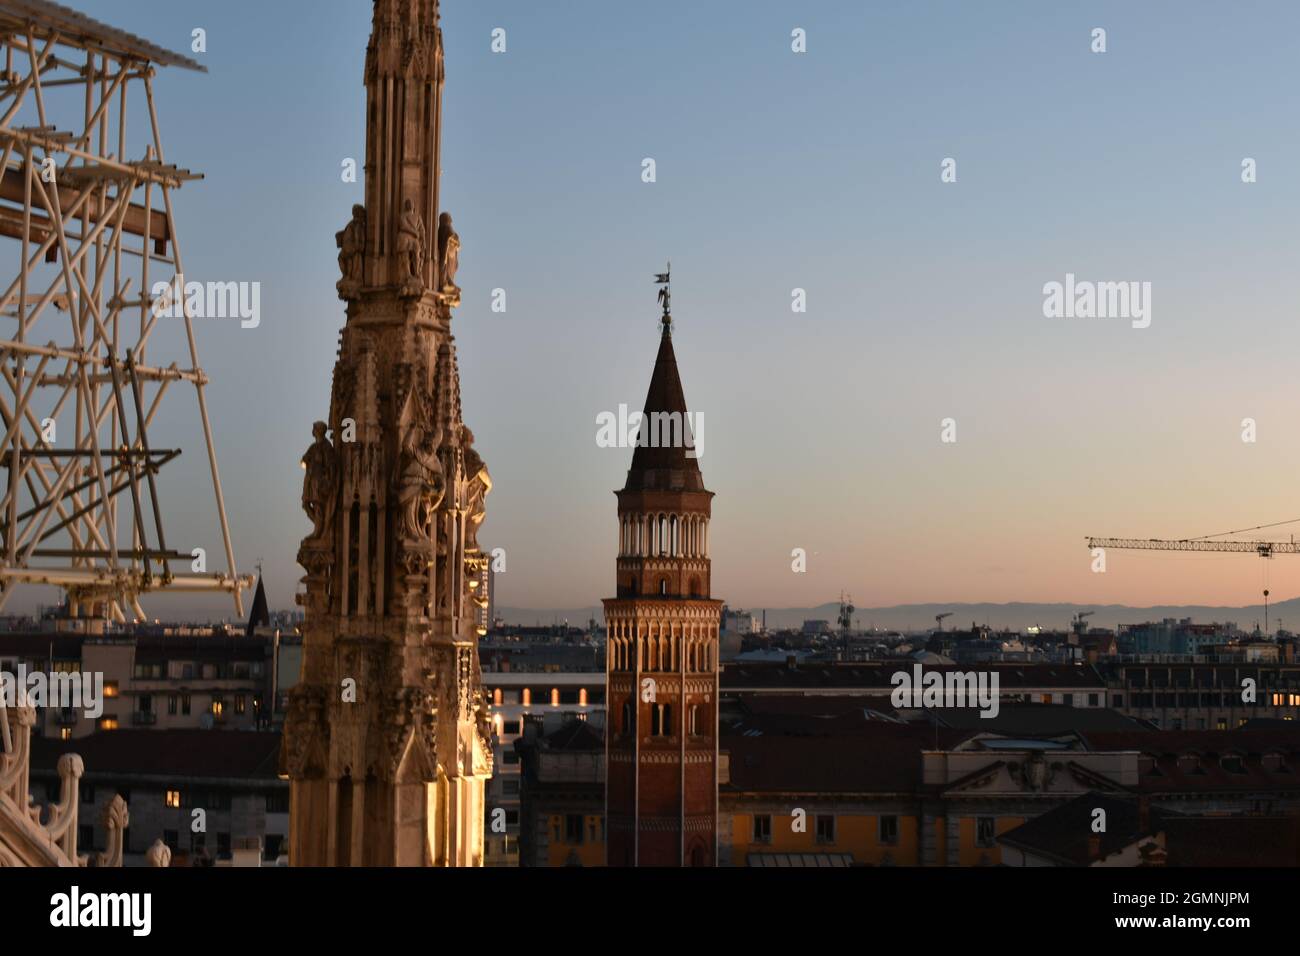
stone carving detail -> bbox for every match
[473,691,494,773]
[438,212,460,296]
[145,838,172,868]
[0,706,126,866]
[461,426,489,554]
[397,198,425,294]
[336,203,366,299]
[95,795,129,868]
[397,422,445,546]
[300,421,338,546]
[1009,752,1059,793]
[282,685,330,779]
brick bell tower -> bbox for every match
[603,272,722,867]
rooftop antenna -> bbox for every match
[654,263,671,334]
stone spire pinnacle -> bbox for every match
[282,1,492,868]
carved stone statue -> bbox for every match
[301,421,339,543]
[396,198,425,289]
[335,204,366,298]
[398,424,445,543]
[460,426,490,553]
[437,212,460,293]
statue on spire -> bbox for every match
[438,212,461,296]
[397,198,426,295]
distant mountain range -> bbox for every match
[497,597,1300,634]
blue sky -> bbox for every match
[39,0,1300,618]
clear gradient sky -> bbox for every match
[34,0,1300,619]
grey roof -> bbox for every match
[918,704,1148,736]
[0,0,206,71]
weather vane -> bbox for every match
[654,262,671,333]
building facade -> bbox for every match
[480,639,606,865]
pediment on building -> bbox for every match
[1063,760,1130,793]
[942,760,1008,795]
[943,755,1126,796]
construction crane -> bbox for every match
[1072,610,1095,634]
[1087,518,1300,636]
[1086,537,1300,558]
[935,612,953,632]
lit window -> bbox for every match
[550,688,559,707]
[103,681,119,699]
[60,727,71,741]
[579,688,588,707]
[165,790,181,809]
[493,688,502,706]
[98,717,118,731]
[521,688,530,707]
[211,698,224,717]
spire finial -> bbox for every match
[654,262,671,335]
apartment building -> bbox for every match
[28,729,287,866]
[479,639,606,866]
[1097,659,1300,729]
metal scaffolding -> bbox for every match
[0,0,249,621]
